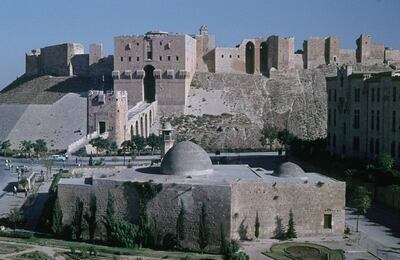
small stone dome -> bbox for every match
[274,162,305,178]
[161,141,213,176]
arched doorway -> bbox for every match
[135,121,139,136]
[143,65,156,102]
[130,125,134,139]
[260,42,268,73]
[245,42,255,74]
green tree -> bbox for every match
[33,139,48,157]
[259,124,279,151]
[89,137,110,156]
[72,197,84,241]
[377,153,395,171]
[1,140,11,150]
[103,191,116,242]
[84,192,98,242]
[19,140,33,158]
[255,211,260,239]
[286,209,297,239]
[51,197,63,236]
[176,201,185,245]
[110,220,139,248]
[109,142,118,155]
[387,185,400,210]
[7,208,23,230]
[146,134,161,155]
[132,135,146,155]
[198,203,210,251]
[349,186,371,232]
[277,129,295,146]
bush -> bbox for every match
[0,230,33,239]
[110,220,140,248]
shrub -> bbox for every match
[110,220,139,248]
[0,230,33,239]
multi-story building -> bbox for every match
[327,66,400,161]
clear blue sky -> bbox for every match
[0,0,399,89]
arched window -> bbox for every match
[245,42,255,74]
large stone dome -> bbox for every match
[161,141,213,176]
[274,162,305,178]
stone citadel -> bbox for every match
[1,26,400,150]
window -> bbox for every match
[334,109,337,127]
[176,56,179,61]
[334,89,337,102]
[371,88,375,102]
[340,76,344,88]
[167,56,171,61]
[221,55,224,58]
[333,134,336,148]
[159,56,162,61]
[353,136,360,152]
[328,109,331,127]
[146,40,153,60]
[237,55,240,58]
[136,42,139,46]
[391,141,396,157]
[353,109,360,129]
[128,56,132,62]
[328,89,332,102]
[120,56,123,62]
[377,88,380,102]
[371,110,374,130]
[327,133,331,146]
[342,144,346,155]
[229,55,232,58]
[393,87,397,102]
[136,57,139,62]
[324,214,332,229]
[375,139,380,154]
[343,122,346,136]
[392,111,396,132]
[376,110,380,131]
[160,41,162,46]
[99,121,106,134]
[370,138,374,154]
[354,88,360,102]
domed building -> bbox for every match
[58,135,345,251]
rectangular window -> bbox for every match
[328,89,331,102]
[353,109,360,129]
[176,56,179,61]
[354,88,360,103]
[371,110,374,130]
[353,136,360,152]
[159,56,162,61]
[99,121,106,134]
[167,56,171,61]
[128,56,132,62]
[334,89,337,102]
[120,56,123,62]
[393,111,396,132]
[334,109,337,127]
[328,109,331,127]
[136,57,139,62]
[377,88,380,102]
[371,88,375,102]
[393,87,397,102]
[377,110,380,131]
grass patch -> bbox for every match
[0,236,222,260]
[264,242,344,260]
[13,250,54,260]
[0,242,30,254]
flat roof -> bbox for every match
[59,164,340,187]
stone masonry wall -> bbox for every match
[58,178,232,251]
[230,180,346,239]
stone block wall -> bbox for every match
[58,178,232,251]
[303,38,326,69]
[385,49,400,64]
[214,48,245,74]
[230,180,346,240]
